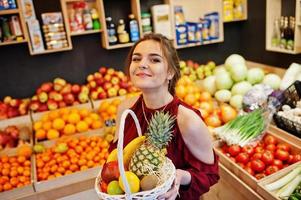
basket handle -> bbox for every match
[117,109,142,199]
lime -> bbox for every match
[118,171,140,193]
[107,180,124,195]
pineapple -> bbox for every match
[129,111,175,177]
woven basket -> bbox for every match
[94,109,176,200]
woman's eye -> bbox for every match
[151,58,161,63]
[132,57,140,62]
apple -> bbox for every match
[58,101,66,108]
[97,87,104,93]
[37,103,48,112]
[63,93,75,105]
[94,72,102,79]
[119,81,129,89]
[54,83,64,91]
[90,91,99,100]
[36,88,43,95]
[186,60,194,68]
[0,131,13,147]
[101,161,120,183]
[9,99,21,108]
[118,88,127,96]
[179,60,186,69]
[78,92,89,103]
[33,143,46,153]
[5,125,19,140]
[87,74,94,82]
[31,95,38,101]
[47,99,58,110]
[107,88,117,98]
[29,100,40,111]
[103,82,113,91]
[18,103,28,115]
[61,84,72,94]
[54,93,63,102]
[121,76,129,82]
[0,113,8,120]
[95,77,105,86]
[3,96,12,104]
[111,76,120,85]
[107,68,115,75]
[71,84,81,94]
[89,80,97,89]
[116,71,125,79]
[7,107,20,118]
[104,74,112,82]
[193,63,199,70]
[99,67,107,75]
[81,86,90,94]
[41,82,53,93]
[38,92,48,103]
[54,78,67,86]
[98,92,107,99]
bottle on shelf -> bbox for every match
[271,18,280,47]
[128,14,139,42]
[279,16,287,49]
[117,19,129,43]
[83,3,93,30]
[106,17,117,45]
[286,16,295,50]
[91,8,101,30]
[73,2,85,32]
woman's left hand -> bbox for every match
[157,169,182,200]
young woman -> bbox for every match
[109,33,219,200]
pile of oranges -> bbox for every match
[36,135,109,181]
[34,108,104,141]
[0,154,31,192]
[97,98,121,122]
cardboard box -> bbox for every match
[27,19,45,53]
[20,0,36,21]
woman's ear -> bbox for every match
[167,70,175,80]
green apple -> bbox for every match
[33,143,46,153]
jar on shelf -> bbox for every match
[141,12,152,34]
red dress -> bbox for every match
[109,95,219,199]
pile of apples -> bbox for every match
[87,67,138,101]
[0,125,31,151]
[0,97,31,120]
[29,78,90,113]
[179,60,216,82]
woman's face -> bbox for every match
[129,40,172,92]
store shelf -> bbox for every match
[71,29,102,36]
[0,8,19,15]
[105,42,134,50]
[266,46,300,54]
[224,18,247,23]
[176,38,224,49]
[0,39,27,46]
[30,46,73,55]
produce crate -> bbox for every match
[273,80,301,138]
[257,161,301,200]
[0,147,35,200]
[33,130,105,192]
[214,130,301,191]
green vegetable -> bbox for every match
[214,89,232,103]
[230,94,243,110]
[231,81,252,96]
[263,74,282,90]
[215,72,233,90]
[278,175,301,199]
[247,68,265,84]
[202,75,217,95]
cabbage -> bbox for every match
[228,63,248,82]
[231,81,252,96]
[215,72,233,90]
[263,74,282,89]
[215,90,232,102]
[247,68,265,84]
[225,54,246,71]
[202,75,217,95]
[230,94,243,110]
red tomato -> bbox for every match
[100,181,108,193]
[277,143,291,152]
[287,155,294,164]
[255,146,265,154]
[236,153,249,164]
[255,173,266,180]
[263,135,277,145]
[265,165,279,176]
[292,154,301,163]
[242,145,255,156]
[251,159,265,173]
[275,149,289,161]
[228,145,241,157]
[261,151,274,165]
[244,166,255,176]
[221,144,229,154]
[273,159,283,169]
[251,152,263,160]
[265,144,276,152]
[101,161,120,183]
[245,162,252,168]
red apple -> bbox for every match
[107,68,115,75]
[95,78,105,86]
[40,82,53,93]
[61,84,72,94]
[63,93,75,105]
[38,92,48,103]
[0,113,8,120]
[86,74,94,82]
[111,76,120,85]
[103,82,112,91]
[73,101,80,105]
[9,99,21,108]
[113,85,120,91]
[118,88,127,96]
[71,84,81,94]
[107,88,117,98]
[3,96,12,104]
[54,83,64,92]
[89,81,97,89]
[97,92,107,99]
[99,67,107,75]
[37,103,48,112]
[18,103,28,115]
[116,71,125,79]
[7,107,20,118]
[29,100,40,112]
[58,101,66,108]
[0,131,13,147]
[53,78,67,86]
[47,99,58,110]
[36,88,43,94]
[104,74,112,82]
[90,91,99,100]
[101,161,120,183]
[5,125,19,140]
[119,81,129,89]
[31,95,38,101]
[94,72,102,79]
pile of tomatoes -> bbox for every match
[220,134,301,180]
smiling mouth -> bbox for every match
[136,72,152,77]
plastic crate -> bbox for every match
[273,80,301,137]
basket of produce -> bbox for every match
[273,80,301,138]
[94,109,176,200]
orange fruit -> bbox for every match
[1,155,9,163]
[112,99,121,106]
[98,101,110,113]
[79,109,89,118]
[17,156,26,164]
[107,105,117,115]
[175,85,187,99]
[42,121,52,131]
[59,108,69,115]
[17,145,32,158]
[36,129,46,140]
[84,117,93,126]
[3,182,12,191]
[90,113,100,121]
[33,121,43,131]
[52,118,65,130]
[63,124,76,135]
[76,121,89,132]
[67,113,81,124]
[199,101,214,114]
[41,115,49,122]
[48,111,59,120]
[199,91,212,102]
[2,168,10,176]
[184,93,197,106]
[47,129,60,139]
[80,165,88,171]
[91,120,103,129]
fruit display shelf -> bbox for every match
[214,126,301,191]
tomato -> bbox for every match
[244,166,255,176]
[236,152,249,164]
[221,144,229,154]
[276,143,291,152]
[245,162,252,168]
[100,181,108,193]
[292,154,301,163]
[101,161,120,183]
[261,151,274,165]
[265,165,279,176]
[256,141,265,148]
[251,152,263,160]
[287,155,294,164]
[265,144,276,152]
[275,149,289,161]
[273,159,283,169]
[237,162,245,168]
[241,145,255,156]
[228,145,241,157]
[251,159,265,173]
[263,135,277,145]
[255,146,264,154]
[255,173,266,180]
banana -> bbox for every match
[106,136,146,167]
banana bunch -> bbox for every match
[106,136,146,168]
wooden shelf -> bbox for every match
[266,46,300,54]
[106,42,134,50]
[0,8,19,15]
[0,39,27,46]
[71,29,102,36]
[223,0,248,23]
[30,46,73,55]
[224,18,247,23]
[176,38,223,49]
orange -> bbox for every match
[3,182,12,191]
[84,117,93,126]
[76,121,89,132]
[69,164,78,172]
[62,114,69,122]
[10,177,19,187]
[63,124,76,135]
[175,85,187,99]
[107,105,117,115]
[17,145,32,158]
[79,108,89,118]
[98,101,110,113]
[2,168,10,176]
[112,99,121,106]
[78,159,87,166]
[17,155,26,164]
[42,121,52,131]
[48,111,59,120]
[90,113,100,121]
[62,160,70,169]
[1,155,9,163]
[33,121,43,131]
[67,113,81,124]
[59,108,69,115]
[10,170,18,177]
[24,160,31,167]
[91,120,103,129]
[80,165,88,171]
[36,129,46,140]
[52,118,65,130]
[41,114,49,122]
[47,129,60,139]
[36,160,44,168]
[65,170,73,175]
[199,91,212,102]
[23,169,30,177]
[184,93,197,106]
